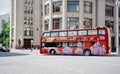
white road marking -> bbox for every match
[42,64,47,66]
[112,64,120,67]
[67,68,73,71]
[93,61,98,63]
[58,66,63,69]
[102,63,107,65]
[50,65,55,67]
[77,70,85,73]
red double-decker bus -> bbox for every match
[40,26,111,56]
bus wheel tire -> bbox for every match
[49,49,56,55]
[83,49,91,56]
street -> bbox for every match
[0,50,120,74]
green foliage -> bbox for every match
[0,18,10,46]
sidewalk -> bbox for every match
[10,49,40,53]
[10,49,120,56]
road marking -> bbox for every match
[102,63,107,65]
[58,66,63,69]
[77,70,85,73]
[112,64,119,67]
[42,64,47,66]
[93,61,97,63]
[50,65,55,67]
[67,68,73,71]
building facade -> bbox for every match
[10,0,42,49]
[0,13,10,33]
[43,0,120,47]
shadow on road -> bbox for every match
[0,52,29,57]
[92,55,120,57]
[41,54,120,57]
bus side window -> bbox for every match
[99,29,105,35]
[62,43,67,47]
[69,42,77,47]
[56,42,63,47]
[43,42,55,47]
[43,32,50,37]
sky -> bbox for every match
[0,0,11,15]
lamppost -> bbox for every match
[115,0,119,54]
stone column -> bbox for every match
[42,0,45,31]
[62,0,67,30]
[79,0,84,28]
[92,0,96,28]
[49,0,52,30]
[96,0,105,26]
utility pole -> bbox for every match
[115,0,119,54]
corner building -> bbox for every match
[43,0,120,47]
[10,0,42,49]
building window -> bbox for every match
[44,20,49,30]
[84,1,92,13]
[28,17,31,25]
[83,18,92,28]
[30,0,33,5]
[67,17,79,30]
[24,0,27,4]
[30,17,33,25]
[24,7,33,14]
[53,18,62,30]
[24,1,33,14]
[24,7,27,14]
[25,0,33,5]
[24,27,33,36]
[30,7,33,14]
[53,1,62,13]
[29,27,33,36]
[105,20,114,32]
[27,7,30,14]
[24,28,27,36]
[24,17,27,24]
[67,1,79,12]
[24,17,33,25]
[45,4,49,15]
[27,0,30,4]
[105,5,114,16]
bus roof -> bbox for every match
[43,26,108,32]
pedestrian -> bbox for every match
[31,45,33,52]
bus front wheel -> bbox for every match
[83,49,91,56]
[49,49,56,55]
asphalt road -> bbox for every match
[0,50,120,74]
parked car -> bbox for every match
[0,46,10,52]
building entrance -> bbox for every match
[24,39,32,49]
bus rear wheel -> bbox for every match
[83,49,91,56]
[49,49,56,55]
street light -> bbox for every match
[115,0,119,54]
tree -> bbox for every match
[0,18,10,46]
